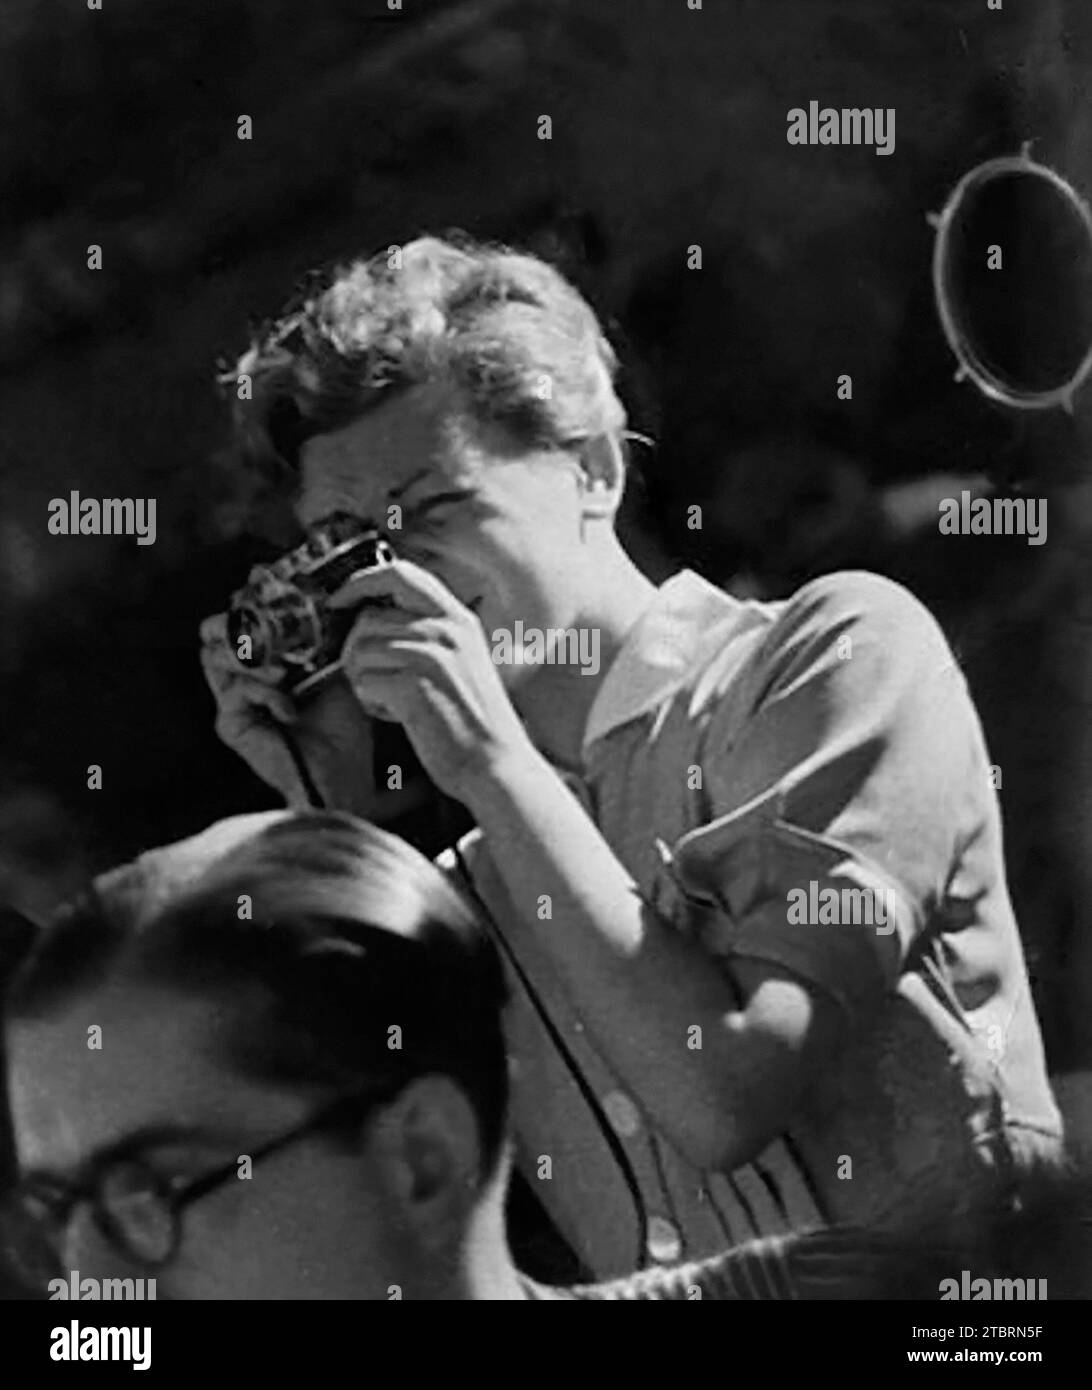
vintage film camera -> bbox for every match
[228,513,394,699]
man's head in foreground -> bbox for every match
[2,811,517,1300]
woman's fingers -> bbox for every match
[198,612,227,645]
[217,679,296,737]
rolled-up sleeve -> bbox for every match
[667,571,991,1024]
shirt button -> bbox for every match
[602,1090,641,1138]
[647,1216,683,1264]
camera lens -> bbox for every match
[261,591,325,666]
[227,603,272,668]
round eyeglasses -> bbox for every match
[0,1084,402,1294]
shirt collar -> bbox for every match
[581,569,764,758]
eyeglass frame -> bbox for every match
[1,1080,406,1288]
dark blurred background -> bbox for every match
[3,0,1092,1213]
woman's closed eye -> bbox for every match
[403,490,475,528]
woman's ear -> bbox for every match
[576,434,625,518]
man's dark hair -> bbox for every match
[5,811,510,1176]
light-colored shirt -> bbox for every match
[444,569,1063,1280]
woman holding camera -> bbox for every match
[199,235,1062,1281]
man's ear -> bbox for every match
[576,433,625,519]
[367,1076,483,1246]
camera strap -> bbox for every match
[445,815,652,1273]
[280,729,326,809]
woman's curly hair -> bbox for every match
[219,232,628,488]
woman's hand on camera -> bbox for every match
[332,560,535,804]
[199,613,377,814]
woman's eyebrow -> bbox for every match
[407,488,475,514]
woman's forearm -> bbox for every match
[461,748,770,1170]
